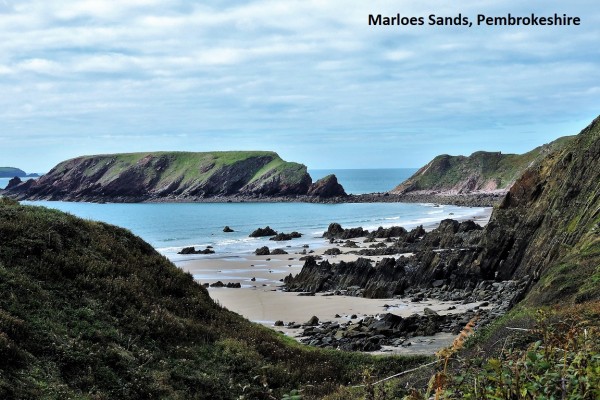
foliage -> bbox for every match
[0,202,425,399]
[409,303,600,399]
[394,135,573,192]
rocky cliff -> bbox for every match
[391,136,573,196]
[287,116,600,306]
[2,151,347,202]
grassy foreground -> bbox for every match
[0,198,425,399]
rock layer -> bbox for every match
[288,115,600,306]
[2,151,346,202]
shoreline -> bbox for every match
[175,206,493,355]
[5,191,504,207]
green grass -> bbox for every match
[40,151,311,197]
[0,200,426,399]
[394,135,574,193]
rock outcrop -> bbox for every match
[1,151,346,202]
[307,174,347,197]
[286,220,485,297]
[287,116,600,306]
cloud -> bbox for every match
[0,0,598,171]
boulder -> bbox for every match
[5,176,22,190]
[270,231,302,241]
[223,226,234,232]
[254,246,270,256]
[307,174,347,198]
[249,226,277,237]
[270,248,288,255]
[178,246,215,255]
[324,248,342,256]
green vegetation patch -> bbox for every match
[0,202,425,399]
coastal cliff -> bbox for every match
[390,135,573,205]
[2,151,346,202]
[287,116,600,305]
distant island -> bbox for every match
[1,151,346,202]
[0,167,40,178]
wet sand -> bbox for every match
[175,207,493,354]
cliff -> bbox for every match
[2,151,346,202]
[287,116,600,306]
[391,135,573,196]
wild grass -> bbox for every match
[0,201,425,399]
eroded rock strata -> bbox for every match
[2,151,347,202]
[286,115,600,350]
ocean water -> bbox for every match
[5,170,486,261]
[309,168,417,194]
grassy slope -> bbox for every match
[52,151,305,188]
[323,119,600,399]
[0,199,424,399]
[392,135,573,193]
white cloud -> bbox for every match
[0,0,598,171]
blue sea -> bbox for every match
[1,169,487,261]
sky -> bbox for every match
[0,0,598,172]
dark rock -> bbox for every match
[270,231,302,241]
[323,223,368,240]
[270,248,288,255]
[254,246,270,256]
[250,226,277,237]
[306,315,319,326]
[274,320,284,326]
[423,307,439,316]
[6,176,22,190]
[178,246,215,255]
[324,248,342,256]
[223,226,234,232]
[307,174,347,198]
[210,281,225,287]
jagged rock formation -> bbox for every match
[307,174,347,197]
[391,135,573,196]
[288,116,600,306]
[2,151,346,202]
[286,219,485,297]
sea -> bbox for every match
[0,169,487,261]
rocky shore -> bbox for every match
[293,279,525,352]
[270,214,535,352]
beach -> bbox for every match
[175,207,493,354]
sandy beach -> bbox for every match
[175,207,493,354]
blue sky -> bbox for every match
[0,0,598,172]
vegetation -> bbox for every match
[53,151,305,188]
[392,135,573,193]
[4,151,315,200]
[0,200,426,399]
[321,304,600,399]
